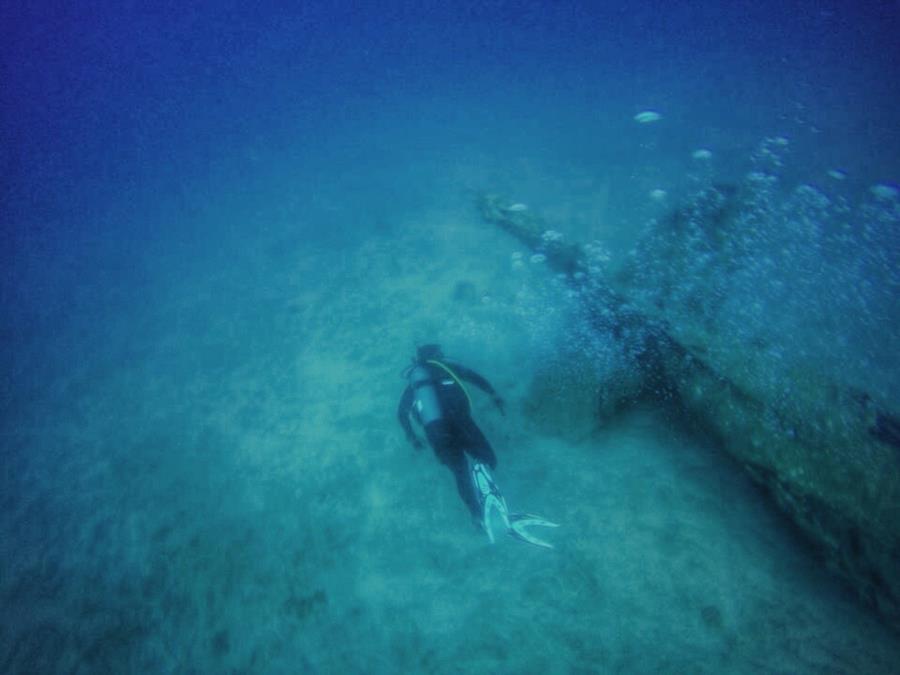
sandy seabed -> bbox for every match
[2,210,898,674]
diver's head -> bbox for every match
[416,343,443,363]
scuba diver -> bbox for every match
[397,344,558,548]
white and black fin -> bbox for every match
[469,460,558,549]
[508,513,560,549]
[471,461,510,543]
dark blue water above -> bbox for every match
[4,1,898,227]
[5,0,897,402]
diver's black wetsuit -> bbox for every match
[397,359,501,518]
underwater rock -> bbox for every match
[522,354,603,443]
[700,605,724,631]
[522,347,646,443]
[478,190,900,633]
[452,280,479,304]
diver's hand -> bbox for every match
[493,395,506,416]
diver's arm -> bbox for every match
[452,363,506,415]
[397,386,424,449]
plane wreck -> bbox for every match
[478,182,900,631]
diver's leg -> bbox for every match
[460,417,497,469]
[426,421,482,519]
[449,452,482,519]
[424,420,453,457]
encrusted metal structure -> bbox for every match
[478,191,900,630]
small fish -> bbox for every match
[827,169,847,180]
[870,183,899,200]
[649,189,667,201]
[692,149,713,160]
[634,110,662,124]
[506,203,529,212]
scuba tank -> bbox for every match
[408,364,444,425]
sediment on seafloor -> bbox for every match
[477,192,900,632]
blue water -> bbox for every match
[2,1,899,672]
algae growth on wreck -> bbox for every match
[2,2,898,673]
[479,135,900,633]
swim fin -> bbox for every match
[469,460,558,549]
[508,513,559,549]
